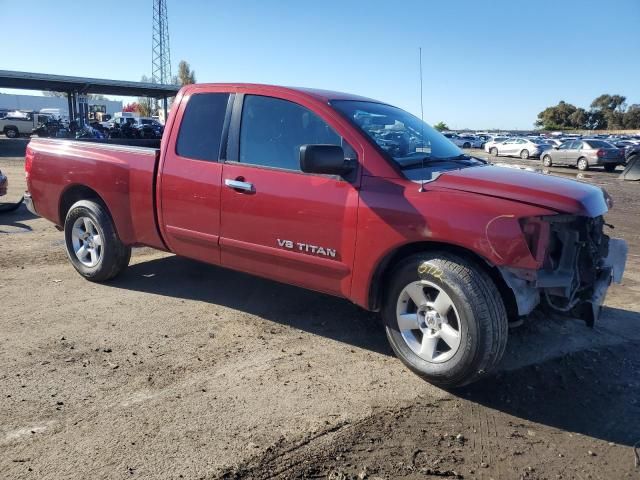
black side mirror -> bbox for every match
[299,144,354,176]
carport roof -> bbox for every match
[0,70,181,98]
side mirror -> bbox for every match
[299,144,354,176]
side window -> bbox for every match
[239,95,341,171]
[176,92,230,161]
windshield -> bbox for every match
[332,100,482,181]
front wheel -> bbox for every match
[463,142,471,149]
[577,157,589,171]
[490,147,498,156]
[382,252,508,388]
[64,200,131,282]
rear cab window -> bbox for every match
[176,92,231,161]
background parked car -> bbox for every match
[488,137,550,159]
[541,139,625,171]
[0,112,52,138]
[451,135,484,148]
[483,136,510,153]
[543,139,564,147]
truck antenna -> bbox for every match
[419,47,426,192]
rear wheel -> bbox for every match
[577,157,589,171]
[542,155,553,167]
[4,127,18,138]
[381,252,508,388]
[463,142,471,149]
[490,147,498,156]
[604,163,617,173]
[520,149,530,159]
[64,200,131,282]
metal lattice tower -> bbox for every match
[152,0,172,84]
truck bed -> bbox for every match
[26,138,166,250]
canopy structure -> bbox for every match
[0,70,180,98]
[0,70,181,123]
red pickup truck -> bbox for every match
[24,84,627,387]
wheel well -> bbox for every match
[58,185,107,225]
[368,241,519,322]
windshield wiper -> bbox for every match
[398,153,480,170]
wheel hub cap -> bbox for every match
[70,217,103,267]
[396,280,462,363]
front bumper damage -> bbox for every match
[499,215,627,326]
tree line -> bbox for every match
[536,94,640,130]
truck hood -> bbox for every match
[434,165,609,217]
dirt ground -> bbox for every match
[1,138,639,480]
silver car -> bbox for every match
[541,139,626,171]
[488,137,551,159]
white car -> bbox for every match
[488,137,552,159]
[451,135,484,149]
[483,136,510,153]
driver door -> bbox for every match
[219,94,361,297]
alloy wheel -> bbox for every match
[70,217,103,267]
[396,280,462,363]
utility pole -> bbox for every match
[152,0,171,119]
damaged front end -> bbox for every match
[499,215,627,326]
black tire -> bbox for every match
[604,163,617,173]
[520,149,530,159]
[463,142,471,149]
[381,252,508,388]
[577,157,589,171]
[542,155,553,167]
[490,147,498,156]
[4,127,18,138]
[64,200,131,282]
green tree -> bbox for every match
[176,60,196,86]
[433,121,449,132]
[623,104,640,129]
[589,94,627,129]
[590,94,626,112]
[535,101,584,130]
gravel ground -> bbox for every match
[1,140,639,479]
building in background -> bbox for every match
[0,93,122,119]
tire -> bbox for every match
[604,163,617,173]
[577,157,589,171]
[542,155,553,167]
[490,147,498,156]
[463,142,471,149]
[4,127,18,138]
[520,149,530,160]
[64,200,131,282]
[381,252,508,388]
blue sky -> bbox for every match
[1,0,638,129]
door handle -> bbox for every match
[225,178,254,193]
